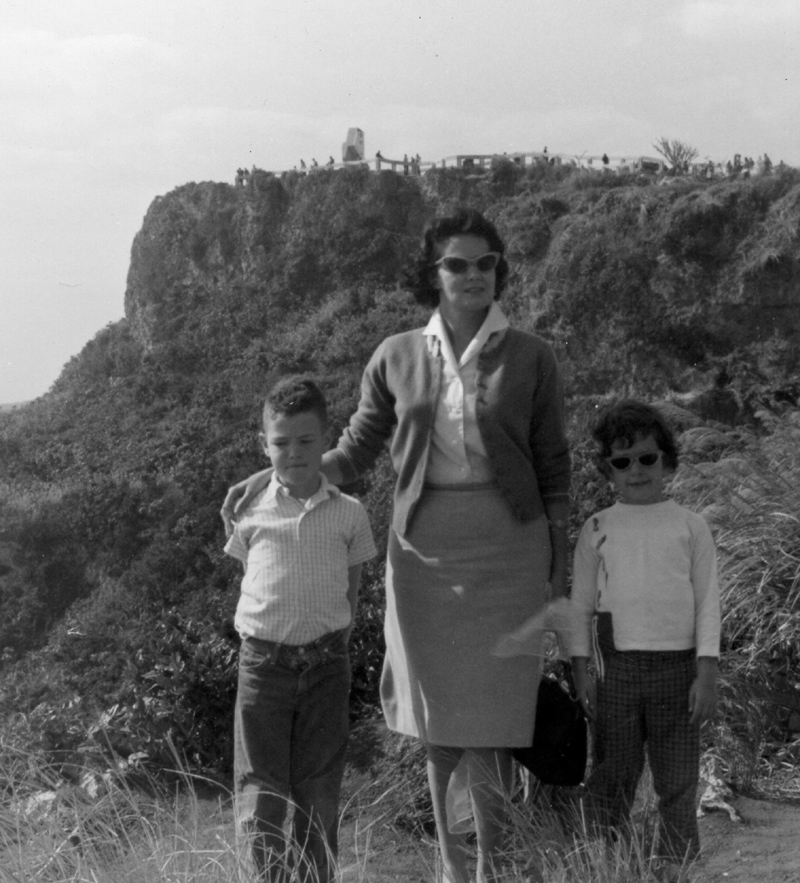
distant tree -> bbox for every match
[653,137,699,171]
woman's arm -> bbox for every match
[530,343,571,595]
[544,498,570,599]
[527,343,571,505]
[333,339,398,481]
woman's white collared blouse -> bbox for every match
[423,302,509,484]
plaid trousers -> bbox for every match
[588,649,701,862]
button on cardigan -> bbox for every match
[329,325,570,538]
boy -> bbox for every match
[570,400,720,879]
[224,376,377,883]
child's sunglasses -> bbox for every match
[434,252,500,274]
[606,451,663,471]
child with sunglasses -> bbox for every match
[569,400,720,879]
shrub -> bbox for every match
[672,409,800,793]
[102,612,239,771]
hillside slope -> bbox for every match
[1,161,798,771]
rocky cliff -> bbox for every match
[122,164,800,397]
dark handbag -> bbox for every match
[512,675,587,787]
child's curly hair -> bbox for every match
[263,375,328,427]
[592,399,679,476]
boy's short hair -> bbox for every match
[263,376,328,427]
[592,399,679,475]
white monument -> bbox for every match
[342,128,365,162]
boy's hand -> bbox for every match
[689,657,718,726]
[570,656,595,720]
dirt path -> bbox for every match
[205,720,800,882]
[335,795,800,882]
[203,782,800,882]
[333,722,800,882]
[696,796,800,883]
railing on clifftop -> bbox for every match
[236,151,678,181]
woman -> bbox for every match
[223,208,570,883]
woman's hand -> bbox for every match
[220,468,273,537]
[570,656,595,720]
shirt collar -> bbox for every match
[423,301,509,363]
[265,471,340,505]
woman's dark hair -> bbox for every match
[404,208,509,307]
[592,399,679,475]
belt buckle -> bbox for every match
[293,644,310,672]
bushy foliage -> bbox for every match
[671,409,800,794]
[102,611,239,770]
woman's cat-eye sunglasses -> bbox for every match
[434,253,500,274]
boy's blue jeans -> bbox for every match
[234,630,350,883]
[588,649,700,864]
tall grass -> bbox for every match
[672,408,800,795]
[0,743,245,883]
[0,742,693,883]
[502,778,694,883]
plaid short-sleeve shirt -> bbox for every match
[225,475,377,644]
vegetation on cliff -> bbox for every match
[0,160,798,794]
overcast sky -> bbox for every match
[1,0,798,403]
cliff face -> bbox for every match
[124,168,428,354]
[122,165,800,382]
[124,177,288,351]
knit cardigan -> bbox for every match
[329,325,570,538]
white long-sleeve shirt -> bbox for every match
[570,499,720,659]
